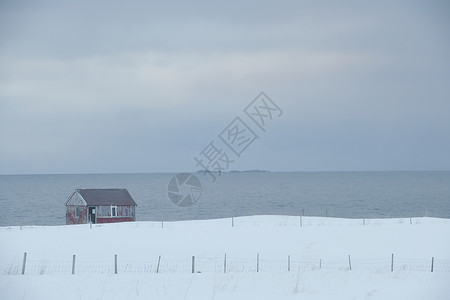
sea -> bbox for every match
[0,171,449,226]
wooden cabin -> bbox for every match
[65,189,137,225]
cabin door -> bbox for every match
[88,207,96,224]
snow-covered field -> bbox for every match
[1,215,450,299]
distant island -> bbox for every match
[230,169,270,173]
[195,169,270,173]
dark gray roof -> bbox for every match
[77,189,137,206]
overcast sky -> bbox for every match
[1,0,449,174]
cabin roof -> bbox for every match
[76,189,137,206]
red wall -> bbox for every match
[96,217,135,223]
[66,205,136,225]
[66,206,88,225]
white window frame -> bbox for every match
[111,206,117,217]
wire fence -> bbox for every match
[2,253,450,275]
[8,215,450,233]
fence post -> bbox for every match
[22,252,27,275]
[224,254,227,273]
[156,255,161,273]
[72,255,76,275]
[232,217,234,227]
[431,257,434,272]
[115,254,118,274]
[319,259,322,269]
[192,256,195,273]
[300,215,303,227]
[348,255,352,270]
[161,221,164,228]
[410,214,412,225]
[257,253,259,272]
[391,254,394,272]
[363,216,365,226]
[288,255,290,271]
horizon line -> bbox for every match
[1,169,450,176]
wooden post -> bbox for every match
[232,217,234,227]
[348,255,352,270]
[156,255,161,273]
[161,221,164,228]
[224,254,227,273]
[257,253,259,272]
[300,216,303,227]
[115,254,118,274]
[431,257,434,272]
[72,255,76,275]
[192,256,195,273]
[22,252,27,275]
[391,254,394,272]
[319,259,322,269]
[288,255,290,271]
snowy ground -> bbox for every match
[1,215,450,299]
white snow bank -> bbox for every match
[1,215,449,299]
[1,271,450,300]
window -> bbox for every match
[111,206,117,217]
[75,207,79,218]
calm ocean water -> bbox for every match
[0,171,449,226]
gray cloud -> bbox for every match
[1,0,449,174]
